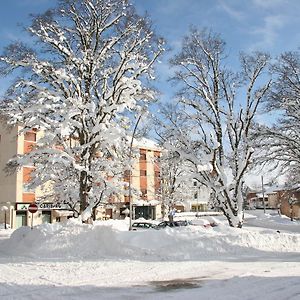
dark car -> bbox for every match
[131,222,158,231]
[157,220,189,228]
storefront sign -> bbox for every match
[16,203,30,211]
[38,202,69,210]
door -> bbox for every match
[16,211,27,228]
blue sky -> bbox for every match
[132,0,300,103]
[0,0,300,101]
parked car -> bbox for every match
[190,217,219,228]
[131,222,158,231]
[157,220,189,229]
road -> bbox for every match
[243,210,300,233]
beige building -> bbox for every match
[0,122,162,228]
[0,122,58,228]
[246,185,300,220]
[102,138,162,220]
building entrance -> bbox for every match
[135,206,156,220]
[16,211,27,228]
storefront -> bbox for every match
[12,202,74,229]
[132,200,161,220]
[15,203,30,228]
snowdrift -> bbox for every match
[1,218,299,261]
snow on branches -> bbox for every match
[0,0,164,219]
[254,51,300,185]
[168,28,271,227]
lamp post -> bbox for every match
[129,114,143,231]
[1,206,9,229]
[261,175,266,214]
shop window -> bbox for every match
[42,211,51,223]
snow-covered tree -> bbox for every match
[154,103,199,216]
[159,149,195,215]
[168,28,271,227]
[0,0,164,220]
[255,51,300,185]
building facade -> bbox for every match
[246,185,300,220]
[99,138,162,221]
[0,123,162,228]
[172,180,210,213]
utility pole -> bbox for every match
[261,175,266,214]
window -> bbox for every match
[23,184,34,193]
[192,204,207,212]
[124,195,131,203]
[193,181,197,187]
[194,192,198,199]
[140,153,146,161]
[124,170,131,176]
[42,211,51,223]
[140,170,147,176]
[124,170,131,182]
[24,131,36,142]
[141,189,147,198]
[154,156,160,164]
[23,167,34,193]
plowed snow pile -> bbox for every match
[1,218,299,260]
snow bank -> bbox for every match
[1,218,299,261]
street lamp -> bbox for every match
[1,205,9,229]
[129,113,143,231]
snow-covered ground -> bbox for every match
[0,213,299,299]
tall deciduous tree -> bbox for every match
[255,51,300,184]
[0,0,164,219]
[168,28,271,227]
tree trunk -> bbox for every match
[79,170,89,215]
[223,208,244,228]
